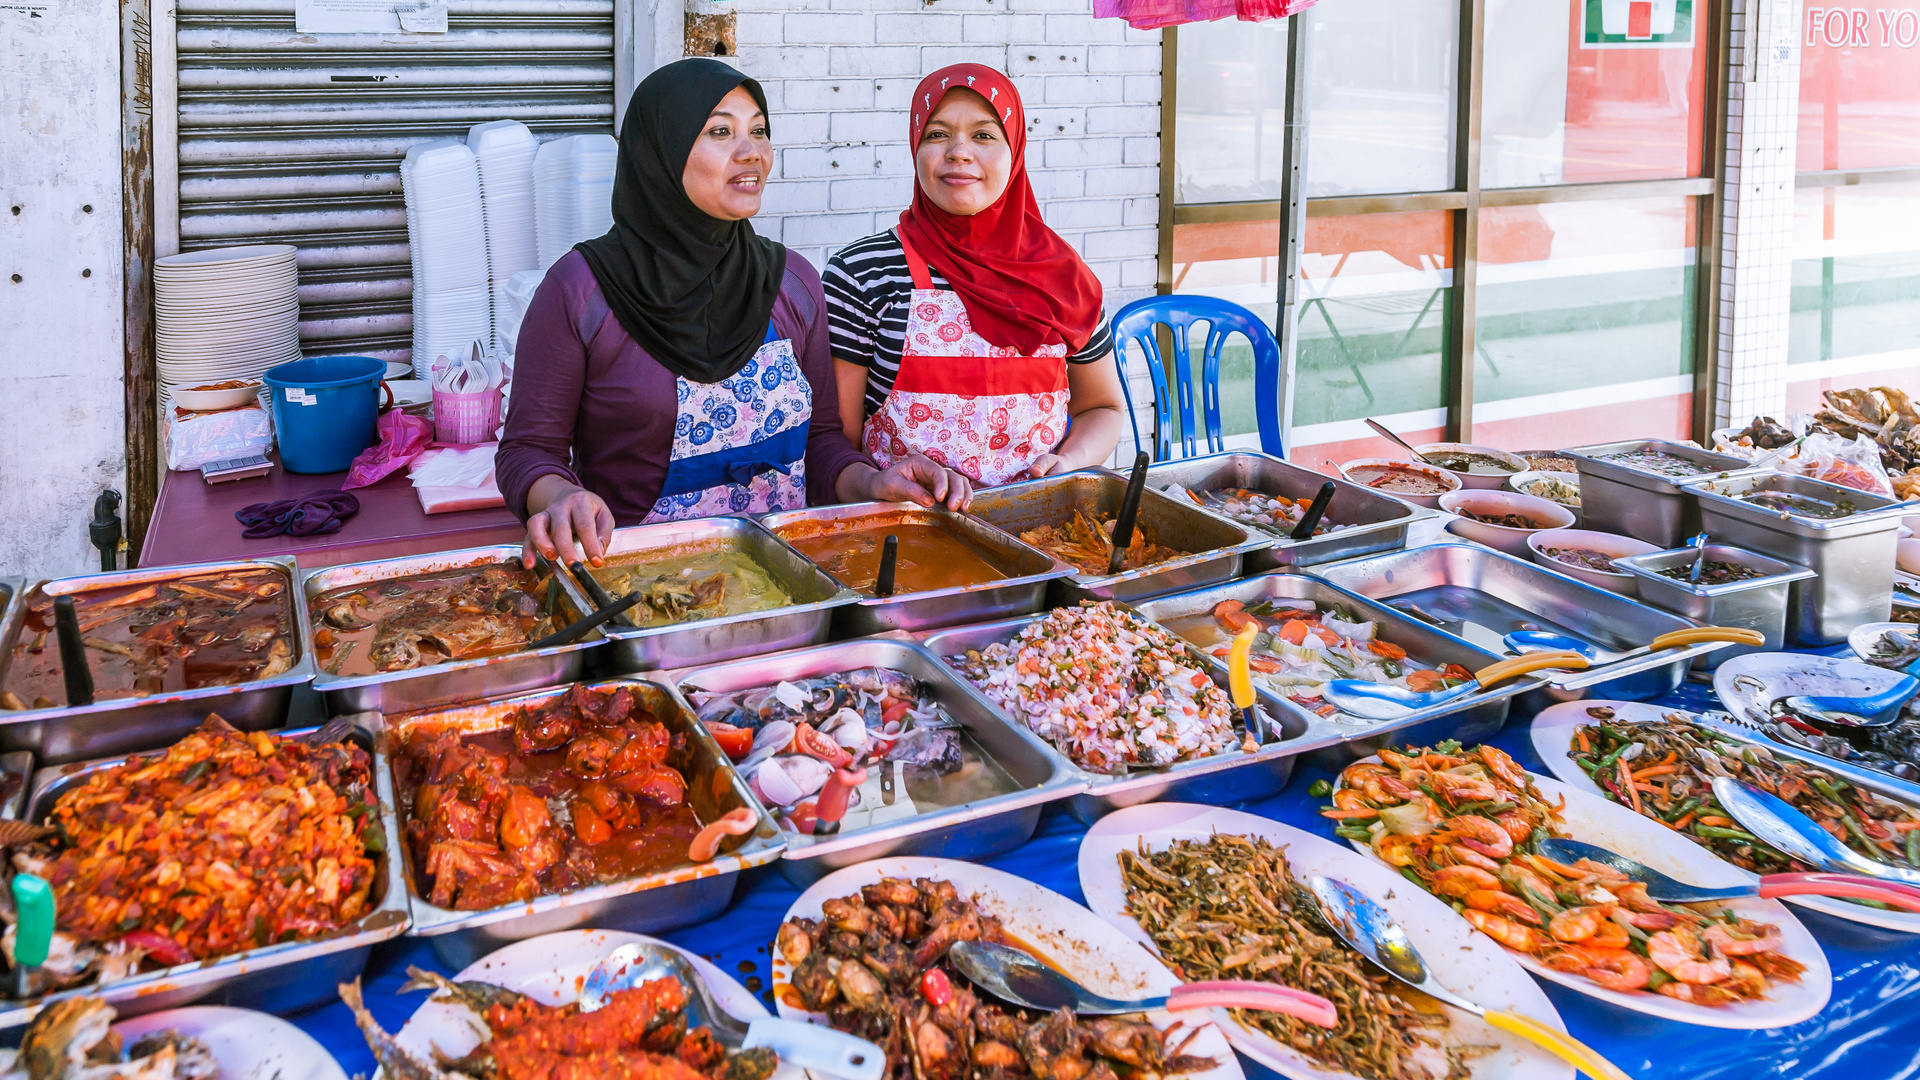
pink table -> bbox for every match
[139,461,524,570]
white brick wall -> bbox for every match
[728,0,1163,315]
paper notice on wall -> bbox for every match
[294,0,446,33]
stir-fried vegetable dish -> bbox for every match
[1323,741,1807,1006]
[776,877,1214,1080]
[1120,834,1468,1080]
[1018,512,1185,576]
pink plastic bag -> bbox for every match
[343,408,434,489]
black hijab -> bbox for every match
[576,59,788,384]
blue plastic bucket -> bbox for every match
[263,356,386,474]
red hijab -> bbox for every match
[897,65,1104,354]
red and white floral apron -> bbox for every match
[861,232,1071,487]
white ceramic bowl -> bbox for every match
[1440,488,1577,556]
[170,381,262,411]
[1526,527,1660,594]
[1334,456,1461,508]
[1414,442,1528,489]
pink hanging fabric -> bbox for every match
[1092,0,1314,31]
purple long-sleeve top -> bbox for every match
[497,249,874,525]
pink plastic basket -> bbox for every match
[433,386,502,445]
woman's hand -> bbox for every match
[843,456,973,512]
[1027,453,1071,478]
[522,483,615,568]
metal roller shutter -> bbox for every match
[174,0,616,363]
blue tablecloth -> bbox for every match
[292,678,1920,1080]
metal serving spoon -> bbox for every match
[581,943,885,1080]
[947,940,1337,1026]
[1714,776,1920,888]
[1303,875,1629,1080]
[1536,836,1920,911]
[1502,626,1765,667]
[1321,651,1588,721]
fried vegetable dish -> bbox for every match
[397,684,701,912]
[3,569,295,711]
[7,716,379,998]
[776,877,1215,1080]
[1019,512,1185,576]
[342,968,780,1080]
[313,562,560,677]
[0,996,219,1080]
[1568,709,1920,875]
[1120,835,1468,1080]
[1323,742,1806,1006]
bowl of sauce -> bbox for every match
[1336,457,1461,508]
[1524,527,1661,595]
[1413,442,1528,489]
[1438,488,1576,556]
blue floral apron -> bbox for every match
[642,324,811,522]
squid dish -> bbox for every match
[397,684,706,912]
[2,569,295,711]
[312,562,560,677]
[777,877,1215,1080]
[341,967,780,1080]
[4,716,380,998]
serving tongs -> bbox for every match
[527,589,645,649]
[948,939,1337,1025]
[582,943,884,1080]
[1536,837,1920,913]
[570,560,640,631]
[1502,626,1766,689]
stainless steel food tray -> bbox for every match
[1129,572,1519,770]
[966,469,1260,604]
[558,517,858,673]
[0,558,313,764]
[1684,472,1917,647]
[923,612,1339,823]
[1308,541,1726,706]
[304,545,598,715]
[0,751,30,820]
[758,502,1070,636]
[1145,451,1424,571]
[382,678,784,969]
[1564,439,1762,548]
[673,638,1083,885]
[0,719,410,1031]
[1613,545,1816,668]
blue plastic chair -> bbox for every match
[1108,295,1285,461]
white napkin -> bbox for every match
[410,444,498,488]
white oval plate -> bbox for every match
[1077,802,1571,1080]
[1847,622,1918,666]
[393,929,803,1080]
[1713,652,1915,729]
[770,856,1243,1080]
[112,1006,347,1080]
[1335,757,1833,1027]
[1530,699,1920,934]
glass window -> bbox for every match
[1290,211,1453,465]
[1798,8,1920,170]
[1155,220,1283,447]
[1174,19,1292,203]
[1786,183,1920,407]
[1481,0,1709,187]
[1471,197,1697,446]
[1302,0,1458,197]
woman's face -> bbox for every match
[682,85,771,221]
[915,89,1013,217]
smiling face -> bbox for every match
[681,85,771,220]
[914,88,1013,217]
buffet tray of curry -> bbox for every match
[964,469,1260,604]
[0,558,313,764]
[1144,451,1425,570]
[1130,570,1522,769]
[556,517,858,673]
[758,502,1070,635]
[672,636,1083,885]
[0,714,412,1030]
[303,545,598,716]
[923,605,1336,823]
[379,677,785,969]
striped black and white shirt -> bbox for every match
[823,230,1114,421]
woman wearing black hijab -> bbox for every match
[498,59,965,567]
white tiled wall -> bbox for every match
[1716,0,1804,427]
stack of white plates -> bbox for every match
[467,120,539,352]
[153,245,302,403]
[534,134,617,270]
[402,139,492,378]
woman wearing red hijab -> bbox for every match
[825,64,1126,498]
